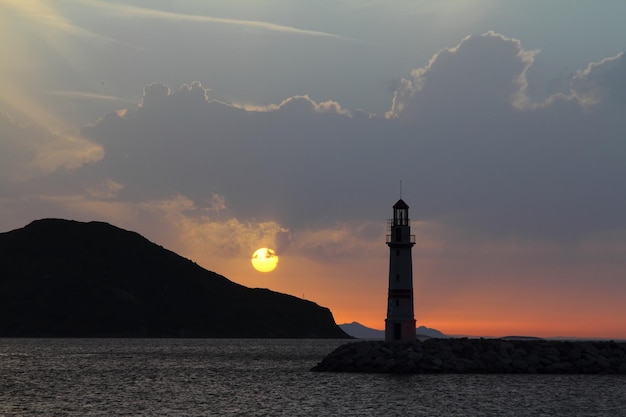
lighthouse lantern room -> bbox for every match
[385,199,416,343]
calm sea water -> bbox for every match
[1,338,625,416]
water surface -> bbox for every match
[1,338,624,416]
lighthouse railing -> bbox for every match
[385,234,416,244]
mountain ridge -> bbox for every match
[0,218,348,338]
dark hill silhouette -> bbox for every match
[0,219,348,338]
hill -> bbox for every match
[340,322,446,339]
[0,219,348,338]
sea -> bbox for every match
[1,338,625,417]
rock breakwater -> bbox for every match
[311,338,626,374]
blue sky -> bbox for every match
[1,1,625,337]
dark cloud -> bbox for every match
[81,83,388,226]
[69,32,626,242]
[388,32,537,120]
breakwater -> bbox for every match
[311,338,626,374]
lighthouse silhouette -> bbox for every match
[385,199,417,343]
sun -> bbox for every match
[251,248,279,272]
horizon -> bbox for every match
[2,1,626,339]
[338,320,626,342]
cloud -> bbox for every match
[46,90,136,104]
[286,221,382,260]
[78,82,380,226]
[0,112,102,184]
[1,0,111,40]
[380,32,626,240]
[5,31,626,260]
[81,0,352,40]
[387,31,538,119]
[74,33,624,246]
[570,52,626,107]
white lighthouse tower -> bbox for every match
[385,199,416,343]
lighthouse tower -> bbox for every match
[385,199,416,343]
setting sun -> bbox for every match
[251,248,279,272]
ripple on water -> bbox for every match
[1,339,625,416]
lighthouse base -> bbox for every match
[384,319,416,343]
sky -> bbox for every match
[2,0,626,339]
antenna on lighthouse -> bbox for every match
[399,180,403,199]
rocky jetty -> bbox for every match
[311,338,626,374]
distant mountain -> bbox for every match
[339,322,446,339]
[339,322,383,339]
[0,219,349,338]
[501,335,543,341]
[417,326,447,338]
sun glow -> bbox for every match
[251,248,279,273]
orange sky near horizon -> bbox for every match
[182,241,626,340]
[0,206,623,340]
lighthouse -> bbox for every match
[385,199,416,343]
